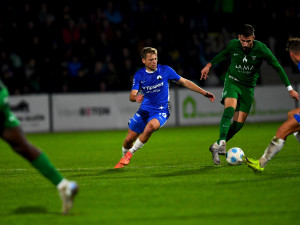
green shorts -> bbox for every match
[0,88,20,131]
[221,80,254,113]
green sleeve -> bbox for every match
[263,45,291,87]
[210,48,230,66]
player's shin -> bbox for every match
[219,107,235,142]
[129,138,144,154]
[259,137,285,167]
[226,121,244,141]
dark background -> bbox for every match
[0,0,299,95]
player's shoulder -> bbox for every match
[254,40,267,48]
[134,67,146,76]
[228,39,240,47]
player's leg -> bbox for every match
[211,97,237,159]
[115,129,139,168]
[127,118,160,155]
[115,109,148,168]
[226,85,252,143]
[2,126,78,214]
[209,81,240,164]
[226,111,248,142]
[289,108,300,142]
[259,116,299,169]
[122,129,140,156]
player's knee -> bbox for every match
[287,110,294,119]
[144,123,157,135]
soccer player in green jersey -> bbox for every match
[200,24,299,165]
[0,80,78,214]
[243,37,300,172]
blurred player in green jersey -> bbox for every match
[0,80,78,214]
[201,24,299,165]
[243,37,300,172]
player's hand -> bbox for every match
[200,63,211,80]
[289,90,299,102]
[136,94,144,103]
[204,92,215,102]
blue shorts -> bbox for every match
[128,108,170,134]
[294,113,300,124]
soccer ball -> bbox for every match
[226,147,245,165]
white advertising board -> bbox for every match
[178,87,224,125]
[52,91,176,132]
[9,95,50,133]
[177,85,295,126]
[247,85,296,122]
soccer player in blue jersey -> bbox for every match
[243,37,300,172]
[114,47,215,168]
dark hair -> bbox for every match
[140,47,157,59]
[238,24,255,37]
[286,37,300,52]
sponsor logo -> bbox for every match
[157,75,162,80]
[58,106,110,117]
[10,100,29,112]
[142,82,164,91]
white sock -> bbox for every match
[122,147,129,157]
[293,132,300,143]
[57,178,68,189]
[129,138,144,154]
[260,137,285,168]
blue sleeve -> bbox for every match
[165,66,181,81]
[298,62,300,72]
[132,72,140,90]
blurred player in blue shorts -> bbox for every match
[243,37,300,172]
[115,47,215,168]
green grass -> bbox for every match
[0,122,300,225]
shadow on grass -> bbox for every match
[12,206,59,215]
[95,165,219,179]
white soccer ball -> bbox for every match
[226,147,245,165]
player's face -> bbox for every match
[142,53,158,71]
[289,51,299,66]
[239,35,255,52]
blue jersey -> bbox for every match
[298,61,300,72]
[132,64,181,110]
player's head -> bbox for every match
[238,24,255,52]
[141,47,158,72]
[286,37,300,65]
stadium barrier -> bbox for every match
[9,84,299,133]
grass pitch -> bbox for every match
[0,122,300,225]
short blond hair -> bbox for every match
[140,47,157,59]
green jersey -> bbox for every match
[210,39,291,87]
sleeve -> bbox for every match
[263,45,291,87]
[165,66,181,81]
[132,72,140,90]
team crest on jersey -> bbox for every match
[157,75,162,80]
[251,56,256,60]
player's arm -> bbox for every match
[265,47,299,101]
[201,45,230,80]
[129,89,144,103]
[176,77,215,102]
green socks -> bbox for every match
[31,152,63,186]
[226,121,244,141]
[218,107,235,143]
